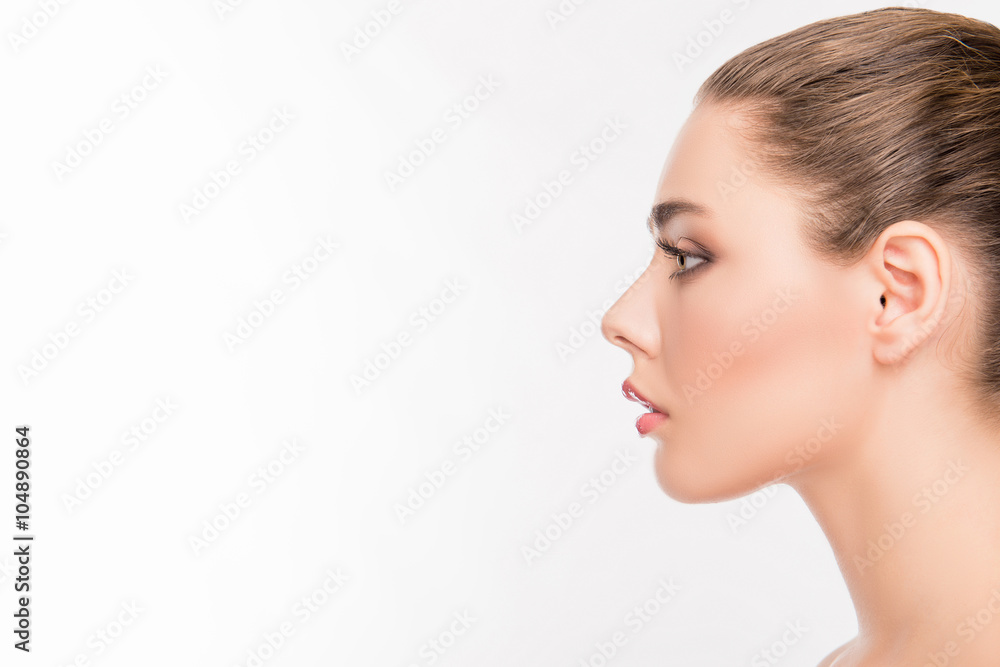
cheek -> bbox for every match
[666,277,807,409]
[656,278,858,501]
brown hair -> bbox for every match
[695,7,1000,422]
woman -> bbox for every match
[601,7,1000,666]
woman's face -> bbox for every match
[601,102,873,503]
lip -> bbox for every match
[621,379,669,416]
[635,411,669,435]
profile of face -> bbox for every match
[601,103,880,504]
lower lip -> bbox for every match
[635,411,669,435]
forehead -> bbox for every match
[650,104,809,259]
[654,104,753,211]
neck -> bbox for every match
[788,380,1000,662]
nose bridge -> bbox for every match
[601,259,661,354]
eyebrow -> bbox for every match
[646,198,712,236]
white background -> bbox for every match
[3,0,996,665]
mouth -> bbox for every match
[621,379,669,416]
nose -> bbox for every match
[601,260,661,358]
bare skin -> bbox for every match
[601,102,1000,666]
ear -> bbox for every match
[867,221,952,366]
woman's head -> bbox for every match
[602,7,1000,502]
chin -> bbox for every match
[654,465,723,504]
[654,448,767,504]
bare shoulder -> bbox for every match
[817,638,855,667]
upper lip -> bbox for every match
[622,379,668,415]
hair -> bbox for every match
[695,6,1000,426]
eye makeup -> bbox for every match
[655,236,712,281]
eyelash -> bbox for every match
[656,237,710,281]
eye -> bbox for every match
[673,253,706,273]
[656,237,710,281]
